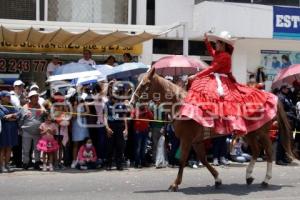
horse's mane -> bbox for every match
[153,74,187,101]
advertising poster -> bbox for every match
[260,50,300,81]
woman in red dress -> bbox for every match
[180,31,277,135]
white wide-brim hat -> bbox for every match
[207,31,235,46]
[28,90,39,98]
[30,84,39,91]
[13,80,24,87]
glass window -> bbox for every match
[153,39,210,56]
[225,0,252,3]
[0,0,36,20]
[253,0,299,6]
[147,0,155,25]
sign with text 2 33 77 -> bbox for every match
[273,6,300,40]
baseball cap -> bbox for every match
[28,90,39,98]
[0,90,11,98]
[30,84,39,91]
[13,80,24,87]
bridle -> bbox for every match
[129,78,144,105]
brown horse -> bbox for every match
[130,68,294,191]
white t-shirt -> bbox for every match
[47,62,60,77]
[78,58,96,66]
[38,97,45,106]
[10,94,21,107]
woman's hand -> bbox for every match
[106,127,113,138]
[123,129,128,138]
[204,32,208,39]
[4,114,17,121]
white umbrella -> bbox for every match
[47,70,102,82]
[75,75,106,86]
[95,64,114,76]
[107,62,149,79]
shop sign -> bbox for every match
[0,58,49,73]
[273,6,300,39]
[0,42,143,55]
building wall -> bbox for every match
[155,0,196,38]
[193,1,273,38]
[232,38,300,89]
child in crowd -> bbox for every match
[155,128,168,168]
[230,136,251,163]
[76,138,97,170]
[37,112,59,171]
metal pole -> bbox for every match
[44,0,48,21]
[36,0,40,21]
[182,22,189,56]
[128,0,132,25]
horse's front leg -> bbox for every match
[168,139,192,192]
[193,142,222,188]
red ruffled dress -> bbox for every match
[180,39,278,135]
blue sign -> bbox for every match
[273,6,300,39]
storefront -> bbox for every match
[0,19,179,90]
[0,42,143,90]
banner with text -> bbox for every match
[273,6,300,40]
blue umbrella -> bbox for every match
[95,64,114,76]
[53,62,96,75]
[48,62,101,82]
[107,62,149,80]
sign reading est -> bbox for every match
[273,6,300,39]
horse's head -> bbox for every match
[129,67,160,105]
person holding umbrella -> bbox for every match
[276,84,296,165]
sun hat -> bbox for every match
[13,80,24,87]
[30,84,39,91]
[28,90,39,98]
[0,90,11,98]
[207,31,235,46]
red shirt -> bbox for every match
[195,38,232,79]
[77,145,97,162]
[131,108,153,132]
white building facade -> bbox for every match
[1,0,300,90]
[136,0,300,90]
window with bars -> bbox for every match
[195,0,300,6]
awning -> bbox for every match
[0,19,181,47]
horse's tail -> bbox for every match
[277,101,294,160]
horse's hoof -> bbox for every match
[261,182,269,188]
[215,181,222,189]
[168,185,178,192]
[246,177,254,185]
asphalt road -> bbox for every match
[1,162,300,200]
